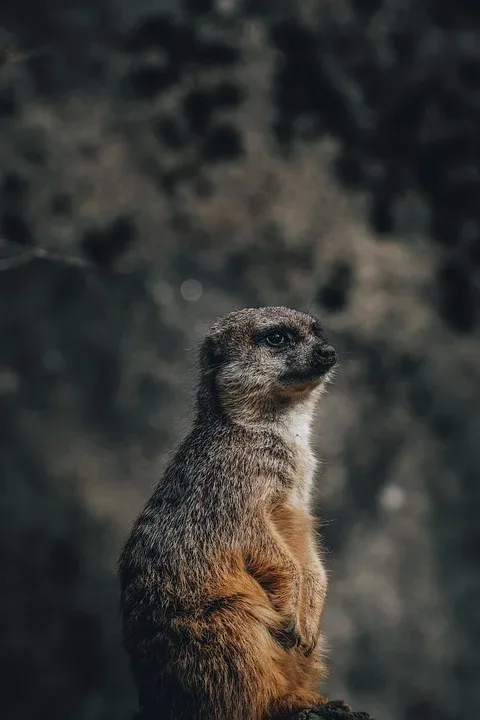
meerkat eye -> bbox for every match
[261,330,295,348]
[265,332,286,347]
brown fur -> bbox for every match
[119,307,338,720]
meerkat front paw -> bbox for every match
[299,617,321,656]
[273,616,303,649]
[273,614,318,655]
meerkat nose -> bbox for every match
[317,344,337,368]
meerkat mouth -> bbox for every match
[277,368,330,392]
[278,350,337,391]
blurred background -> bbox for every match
[0,2,479,719]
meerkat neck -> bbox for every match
[220,392,318,441]
[195,371,320,439]
[279,398,316,441]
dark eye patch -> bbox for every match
[254,325,300,349]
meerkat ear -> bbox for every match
[200,335,225,370]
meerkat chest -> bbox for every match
[283,404,315,457]
[278,405,317,504]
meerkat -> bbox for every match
[119,306,346,720]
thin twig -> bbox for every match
[0,237,92,271]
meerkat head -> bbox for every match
[197,306,337,424]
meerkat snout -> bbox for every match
[278,340,338,394]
